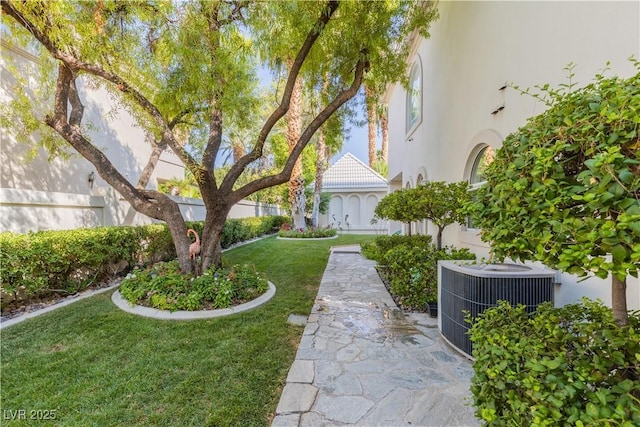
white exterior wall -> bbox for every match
[320,189,388,233]
[1,43,282,233]
[386,1,640,309]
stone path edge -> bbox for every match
[111,282,276,320]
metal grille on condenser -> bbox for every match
[440,268,554,358]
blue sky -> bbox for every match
[256,65,372,167]
[333,122,369,165]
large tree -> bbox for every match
[3,0,438,273]
[467,66,640,325]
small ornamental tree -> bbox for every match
[413,181,470,250]
[375,181,470,248]
[374,187,420,236]
[467,65,640,325]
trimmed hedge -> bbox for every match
[361,234,434,263]
[0,216,287,307]
[277,227,337,238]
[362,234,475,310]
[468,299,640,426]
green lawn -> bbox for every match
[0,234,376,427]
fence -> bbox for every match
[0,188,283,233]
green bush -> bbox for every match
[0,216,287,307]
[119,261,268,311]
[361,234,434,262]
[0,226,157,300]
[364,235,474,310]
[277,226,337,239]
[220,216,288,248]
[382,244,474,309]
[468,299,640,426]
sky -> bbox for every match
[256,66,373,167]
[333,122,370,165]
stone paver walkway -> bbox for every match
[272,245,479,427]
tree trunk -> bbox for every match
[162,202,192,273]
[380,107,388,163]
[232,137,246,163]
[286,59,306,229]
[611,274,628,326]
[311,127,326,227]
[200,210,227,271]
[365,84,377,167]
[436,226,443,250]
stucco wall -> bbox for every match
[1,43,283,233]
[320,190,387,233]
[385,1,640,309]
[0,186,283,233]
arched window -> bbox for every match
[469,146,495,186]
[405,58,422,134]
[467,145,495,228]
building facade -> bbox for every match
[384,1,640,309]
[319,153,389,233]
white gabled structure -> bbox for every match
[319,153,388,233]
[384,1,639,310]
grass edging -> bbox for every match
[0,282,121,330]
[111,282,276,320]
[276,235,339,241]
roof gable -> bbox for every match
[322,153,388,190]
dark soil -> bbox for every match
[1,278,120,322]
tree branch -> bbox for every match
[46,64,169,220]
[231,51,368,203]
[221,0,340,193]
[2,0,200,174]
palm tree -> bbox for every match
[364,83,377,167]
[285,58,306,229]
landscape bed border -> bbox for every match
[111,282,276,320]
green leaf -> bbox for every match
[626,204,640,216]
[619,169,635,184]
[611,244,627,262]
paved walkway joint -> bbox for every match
[272,245,479,427]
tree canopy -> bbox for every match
[375,181,469,248]
[467,64,640,324]
[2,0,439,273]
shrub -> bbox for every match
[382,244,474,310]
[365,235,474,310]
[0,215,287,308]
[468,299,640,426]
[0,226,151,300]
[119,261,268,311]
[220,216,288,248]
[361,234,433,262]
[277,226,337,239]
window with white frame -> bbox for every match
[405,58,422,134]
[466,145,495,229]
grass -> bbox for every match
[0,234,377,427]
